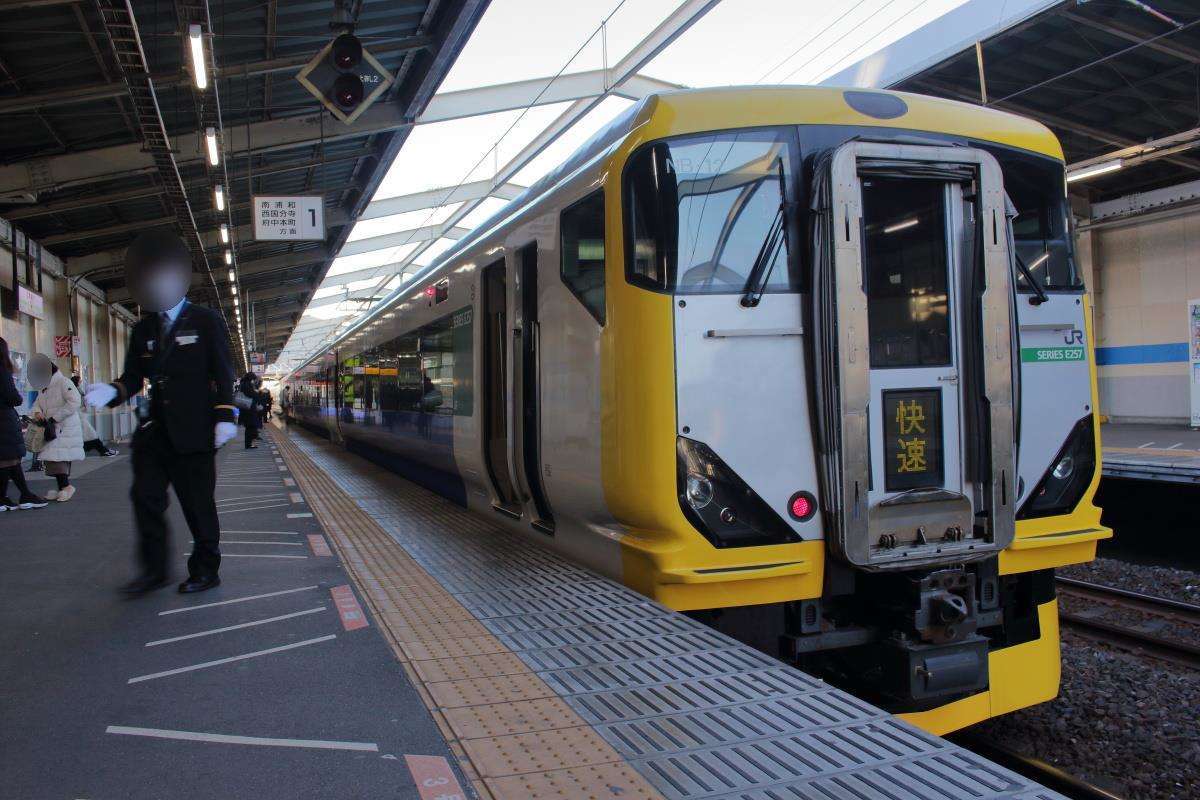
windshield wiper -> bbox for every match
[740,158,792,308]
[1014,251,1049,306]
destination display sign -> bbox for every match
[883,388,944,492]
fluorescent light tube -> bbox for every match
[188,24,207,90]
[205,127,219,166]
[1066,159,1123,183]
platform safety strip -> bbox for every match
[270,427,1064,800]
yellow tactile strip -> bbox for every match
[268,427,663,800]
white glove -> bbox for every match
[84,383,118,408]
[214,421,238,448]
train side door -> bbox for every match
[481,258,520,513]
[815,141,1016,569]
[512,242,555,532]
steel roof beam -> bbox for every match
[417,69,679,124]
[0,103,411,201]
[347,0,718,326]
[361,179,524,220]
[337,223,469,258]
[0,66,670,203]
[1063,11,1200,65]
[313,263,417,289]
[0,37,434,115]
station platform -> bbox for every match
[1102,422,1200,483]
[0,423,1065,800]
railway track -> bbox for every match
[953,737,1126,800]
[1055,576,1200,670]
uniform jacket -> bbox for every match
[107,302,236,454]
[0,365,24,462]
[33,370,85,462]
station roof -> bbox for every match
[271,0,972,375]
[829,0,1200,203]
[0,0,488,366]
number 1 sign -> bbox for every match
[252,195,325,241]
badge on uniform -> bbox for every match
[176,334,199,345]
[146,340,155,352]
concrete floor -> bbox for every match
[0,435,467,800]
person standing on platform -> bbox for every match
[261,387,272,423]
[83,230,237,595]
[0,337,47,510]
[238,373,261,449]
[29,355,84,503]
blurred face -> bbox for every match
[130,258,190,313]
[28,353,52,390]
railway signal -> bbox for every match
[297,33,394,124]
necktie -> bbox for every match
[158,312,171,352]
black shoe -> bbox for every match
[178,575,221,593]
[102,448,119,457]
[17,494,48,509]
[121,574,170,594]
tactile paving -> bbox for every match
[273,426,1064,800]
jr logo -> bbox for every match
[1063,328,1084,345]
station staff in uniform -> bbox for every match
[85,231,239,595]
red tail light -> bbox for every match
[788,491,816,522]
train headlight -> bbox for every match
[686,474,713,509]
[1051,454,1075,481]
[1018,415,1096,519]
[676,437,801,548]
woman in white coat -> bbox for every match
[29,355,84,502]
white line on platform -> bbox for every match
[1166,442,1183,450]
[220,530,300,535]
[287,512,313,519]
[278,466,288,472]
[289,492,304,504]
[104,726,377,752]
[220,540,304,546]
[283,478,296,487]
[159,585,318,615]
[145,607,326,646]
[127,635,336,683]
[186,552,307,559]
[1138,441,1156,448]
[217,493,287,504]
[217,503,291,515]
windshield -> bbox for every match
[624,127,800,294]
[999,152,1081,293]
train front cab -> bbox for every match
[599,89,1112,734]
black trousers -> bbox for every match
[131,423,221,580]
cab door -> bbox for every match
[814,141,1016,570]
[862,178,966,520]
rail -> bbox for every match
[1056,576,1200,670]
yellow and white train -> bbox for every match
[283,86,1111,734]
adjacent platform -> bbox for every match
[0,422,1064,800]
[1102,422,1200,483]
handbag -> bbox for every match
[23,423,45,454]
[233,390,254,411]
[43,418,57,443]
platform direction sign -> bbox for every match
[253,195,324,241]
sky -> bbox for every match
[271,0,1009,371]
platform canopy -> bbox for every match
[271,0,979,374]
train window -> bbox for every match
[560,190,606,324]
[1000,155,1082,292]
[624,127,800,295]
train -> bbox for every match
[281,85,1112,734]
